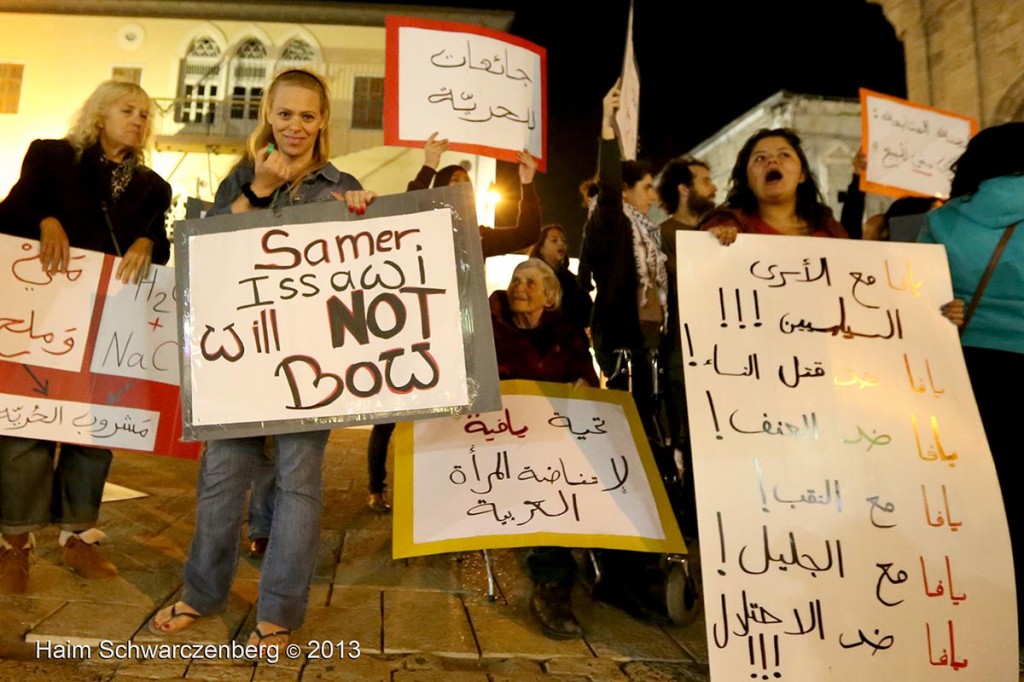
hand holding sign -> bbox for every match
[115,237,154,284]
[39,217,71,275]
[601,80,621,140]
[517,149,537,185]
[329,189,377,215]
[423,131,450,169]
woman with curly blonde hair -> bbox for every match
[0,79,171,596]
[66,80,157,155]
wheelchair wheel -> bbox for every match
[574,548,602,594]
[665,540,703,627]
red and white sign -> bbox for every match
[0,234,198,458]
[385,16,547,170]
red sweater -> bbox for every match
[699,206,848,238]
[489,292,599,387]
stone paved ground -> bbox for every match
[0,429,711,681]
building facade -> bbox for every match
[871,0,1024,126]
[682,1,1023,231]
[0,2,514,234]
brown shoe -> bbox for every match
[62,535,118,580]
[0,535,31,595]
[367,492,391,514]
[530,583,583,640]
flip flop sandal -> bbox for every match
[245,625,292,661]
[147,603,201,635]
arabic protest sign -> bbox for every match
[175,184,500,440]
[675,232,1016,679]
[0,234,198,457]
[860,88,977,200]
[384,16,547,170]
[615,1,640,161]
[392,379,685,559]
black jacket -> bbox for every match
[0,139,171,263]
[578,139,643,352]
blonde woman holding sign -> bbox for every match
[149,69,374,656]
[0,80,171,595]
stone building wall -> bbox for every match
[871,0,1024,125]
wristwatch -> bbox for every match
[241,182,274,207]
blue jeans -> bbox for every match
[248,445,276,540]
[0,436,111,534]
[182,430,328,630]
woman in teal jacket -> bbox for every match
[918,121,1024,646]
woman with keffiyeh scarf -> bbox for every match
[575,83,680,623]
[578,81,668,430]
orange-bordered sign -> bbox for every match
[859,88,977,200]
[385,16,547,171]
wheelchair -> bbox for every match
[577,347,703,626]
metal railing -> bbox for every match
[151,97,260,142]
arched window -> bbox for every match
[230,38,269,122]
[176,35,223,124]
[189,37,220,58]
[280,39,315,63]
[236,38,267,60]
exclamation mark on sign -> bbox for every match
[684,324,697,366]
[705,390,723,440]
[719,288,762,329]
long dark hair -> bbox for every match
[948,122,1024,200]
[724,128,829,225]
[527,224,569,272]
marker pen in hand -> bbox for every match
[267,143,275,155]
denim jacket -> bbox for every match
[206,161,362,216]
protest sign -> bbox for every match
[384,16,547,170]
[615,1,640,161]
[676,232,1016,679]
[860,88,977,200]
[0,234,198,457]
[174,183,500,440]
[392,379,685,559]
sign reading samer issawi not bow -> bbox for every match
[174,185,500,440]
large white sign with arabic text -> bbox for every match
[677,232,1016,680]
[393,380,684,559]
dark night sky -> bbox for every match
[376,0,908,247]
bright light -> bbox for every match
[485,182,502,207]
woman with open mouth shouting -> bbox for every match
[698,128,847,243]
